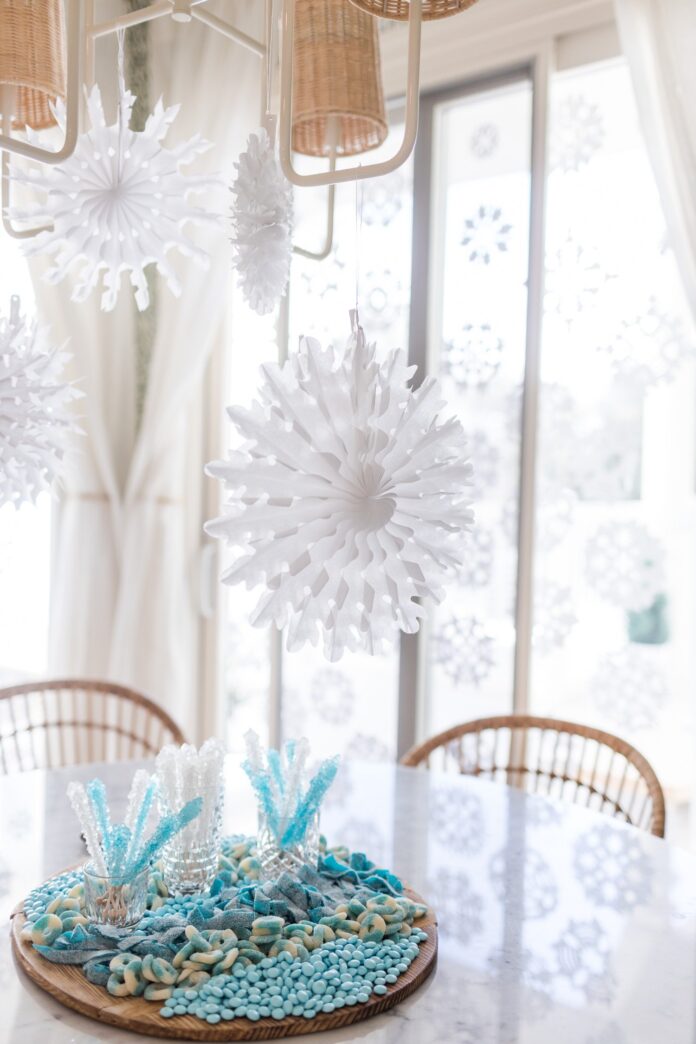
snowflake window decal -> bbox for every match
[544,236,613,325]
[551,93,605,173]
[431,613,495,687]
[533,580,577,655]
[10,50,218,313]
[591,647,667,733]
[585,521,665,612]
[206,312,474,662]
[361,171,406,227]
[461,205,512,264]
[470,122,499,159]
[598,297,695,390]
[442,323,504,389]
[310,668,356,726]
[457,526,494,588]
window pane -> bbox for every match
[532,58,696,839]
[423,78,533,735]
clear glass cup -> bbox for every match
[83,864,148,927]
[160,781,224,894]
[256,809,320,879]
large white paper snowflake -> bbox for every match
[585,522,665,611]
[206,313,473,661]
[591,647,667,732]
[598,298,695,389]
[0,297,80,507]
[11,83,217,312]
[230,126,293,316]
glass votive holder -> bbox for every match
[83,864,148,927]
[256,809,320,880]
[160,781,224,895]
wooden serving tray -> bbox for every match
[10,886,437,1041]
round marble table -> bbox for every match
[1,757,693,1043]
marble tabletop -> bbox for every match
[1,757,694,1044]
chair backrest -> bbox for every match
[0,679,185,774]
[401,714,666,837]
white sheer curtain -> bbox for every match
[614,0,696,316]
[32,3,260,737]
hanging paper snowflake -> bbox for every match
[0,297,80,507]
[206,312,473,661]
[598,298,695,389]
[551,93,605,173]
[431,613,495,686]
[230,125,293,316]
[591,647,667,732]
[533,580,577,655]
[461,205,512,264]
[585,521,665,611]
[310,667,355,726]
[442,323,503,388]
[11,81,217,312]
[574,823,653,913]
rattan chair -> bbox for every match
[0,679,185,774]
[401,715,666,837]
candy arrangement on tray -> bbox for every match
[15,734,432,1034]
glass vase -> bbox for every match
[160,780,224,894]
[83,864,148,927]
[256,809,320,880]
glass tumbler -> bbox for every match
[83,864,148,927]
[160,780,224,894]
[256,809,320,880]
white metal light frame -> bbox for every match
[278,0,422,188]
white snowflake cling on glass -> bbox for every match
[206,311,474,662]
[229,119,293,316]
[0,296,80,507]
[9,39,217,312]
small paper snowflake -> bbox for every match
[344,733,391,763]
[310,668,355,725]
[470,122,499,159]
[431,614,496,687]
[0,297,80,506]
[574,823,653,912]
[551,94,605,172]
[490,848,558,920]
[427,870,483,942]
[206,313,474,661]
[461,206,512,264]
[544,236,612,325]
[591,647,667,732]
[442,323,503,388]
[430,786,484,854]
[467,429,499,500]
[458,526,494,588]
[553,919,614,1004]
[585,522,665,612]
[598,298,695,389]
[533,581,577,655]
[230,125,294,316]
[11,82,217,312]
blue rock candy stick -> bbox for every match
[282,757,339,849]
[242,760,280,837]
[108,824,134,882]
[267,749,285,798]
[128,797,203,879]
[87,779,114,862]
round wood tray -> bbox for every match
[10,883,437,1041]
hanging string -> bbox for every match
[354,172,364,323]
[116,29,127,183]
[265,0,278,131]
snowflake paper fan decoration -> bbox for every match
[230,123,293,316]
[206,312,474,662]
[0,297,80,506]
[10,72,217,313]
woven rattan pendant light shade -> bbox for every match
[292,0,388,158]
[348,0,478,20]
[0,0,66,129]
